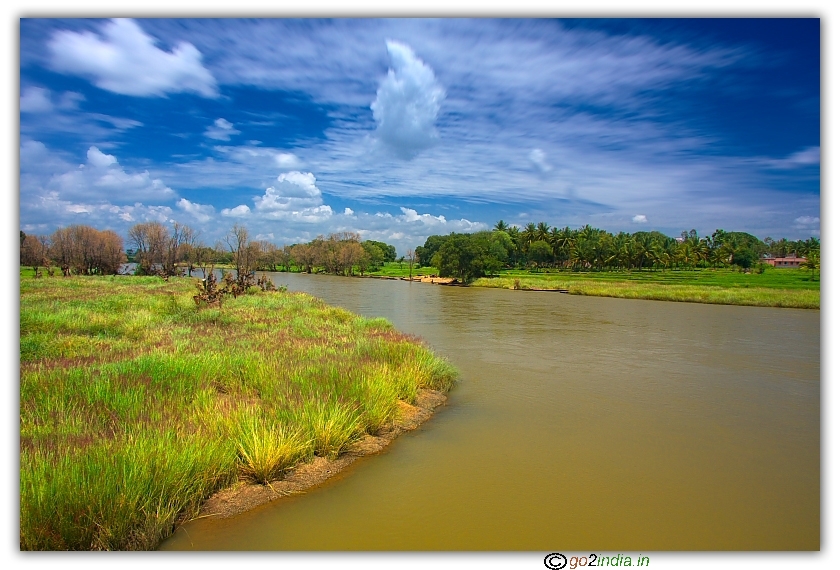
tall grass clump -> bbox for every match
[20,273,457,550]
[235,416,312,484]
[20,432,237,551]
[298,400,364,459]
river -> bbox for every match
[160,272,819,550]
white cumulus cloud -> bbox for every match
[87,146,117,168]
[48,18,218,98]
[204,118,240,141]
[371,40,445,159]
[250,171,334,222]
[221,204,251,217]
[399,207,446,225]
[50,146,175,203]
[632,214,648,224]
[177,198,215,223]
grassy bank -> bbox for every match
[20,274,457,550]
[471,268,819,309]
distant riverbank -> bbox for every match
[362,265,820,309]
[107,261,820,309]
[471,270,819,309]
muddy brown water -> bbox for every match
[160,273,819,551]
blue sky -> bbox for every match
[19,17,820,252]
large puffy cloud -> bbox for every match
[47,18,217,98]
[370,40,445,159]
[52,146,176,202]
[20,141,181,232]
[245,171,334,222]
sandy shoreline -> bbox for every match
[192,389,448,520]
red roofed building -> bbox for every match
[763,254,806,268]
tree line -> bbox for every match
[20,220,820,284]
[20,226,125,276]
[19,222,403,281]
[416,221,821,282]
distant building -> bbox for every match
[762,253,806,268]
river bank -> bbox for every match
[362,266,819,309]
[196,388,446,519]
[243,264,820,309]
[471,274,819,309]
[20,274,456,550]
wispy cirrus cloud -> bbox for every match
[20,86,142,143]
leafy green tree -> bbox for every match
[527,240,553,268]
[732,247,758,271]
[416,234,449,268]
[432,231,507,282]
[490,229,516,267]
[363,240,397,262]
[361,241,385,271]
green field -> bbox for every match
[362,262,437,278]
[20,274,456,550]
[472,267,819,309]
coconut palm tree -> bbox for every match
[506,226,523,266]
[548,227,562,267]
[523,223,538,247]
[801,249,820,281]
[494,220,509,232]
[536,221,551,243]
